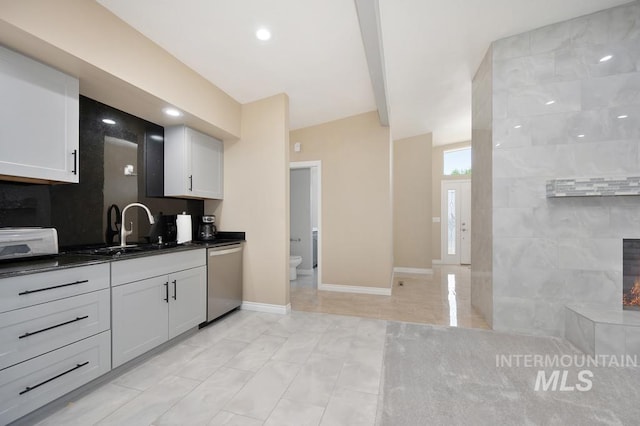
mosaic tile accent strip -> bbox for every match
[546,177,640,197]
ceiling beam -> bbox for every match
[354,0,389,126]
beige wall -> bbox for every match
[471,46,493,327]
[290,111,393,289]
[0,0,241,140]
[431,141,472,262]
[206,94,290,307]
[393,134,432,269]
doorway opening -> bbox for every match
[289,161,321,290]
[441,180,471,265]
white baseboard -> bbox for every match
[318,283,392,296]
[393,267,433,275]
[241,301,291,315]
[432,259,442,265]
[297,269,314,276]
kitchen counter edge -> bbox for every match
[0,239,245,279]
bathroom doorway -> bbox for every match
[289,161,321,289]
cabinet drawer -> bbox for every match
[111,249,206,286]
[0,331,110,425]
[0,263,110,314]
[0,289,110,370]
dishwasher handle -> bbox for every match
[209,245,243,257]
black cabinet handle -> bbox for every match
[19,315,89,339]
[172,280,177,300]
[188,175,193,191]
[164,282,169,303]
[72,149,78,175]
[19,361,89,395]
[19,280,89,296]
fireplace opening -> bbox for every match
[623,239,640,310]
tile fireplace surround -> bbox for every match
[565,240,640,356]
[565,304,640,357]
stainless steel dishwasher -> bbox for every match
[206,243,243,322]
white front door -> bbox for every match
[441,180,471,265]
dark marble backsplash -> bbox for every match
[0,96,203,247]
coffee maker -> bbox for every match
[197,215,217,241]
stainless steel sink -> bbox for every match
[74,245,144,256]
[73,242,179,257]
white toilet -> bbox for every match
[289,255,302,280]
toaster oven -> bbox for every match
[0,228,58,261]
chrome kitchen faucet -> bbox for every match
[120,202,155,247]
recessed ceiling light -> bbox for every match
[256,28,271,41]
[599,55,613,63]
[163,108,182,117]
[617,114,629,119]
[577,134,585,138]
[545,100,556,105]
[102,118,116,125]
[513,124,522,129]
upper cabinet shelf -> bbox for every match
[164,125,224,200]
[546,177,640,197]
[0,46,79,184]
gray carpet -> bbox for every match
[379,322,640,425]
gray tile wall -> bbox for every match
[478,1,640,337]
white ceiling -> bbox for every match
[98,0,631,145]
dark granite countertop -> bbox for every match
[0,232,245,279]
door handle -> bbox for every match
[172,280,177,300]
[72,149,78,175]
[164,282,169,303]
[188,175,193,191]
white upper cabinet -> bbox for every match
[0,45,79,183]
[164,125,223,199]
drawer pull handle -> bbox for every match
[19,280,90,296]
[172,280,177,300]
[18,315,89,339]
[19,361,89,395]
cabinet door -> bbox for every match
[164,125,223,200]
[168,266,206,339]
[0,45,79,183]
[189,128,224,199]
[111,276,169,368]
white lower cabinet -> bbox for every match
[0,250,207,422]
[0,331,111,425]
[111,250,206,368]
[111,276,169,368]
[169,267,207,339]
[0,289,110,371]
[0,263,112,424]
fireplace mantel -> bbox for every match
[546,177,640,198]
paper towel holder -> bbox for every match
[176,211,192,244]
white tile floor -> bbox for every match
[36,310,386,426]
